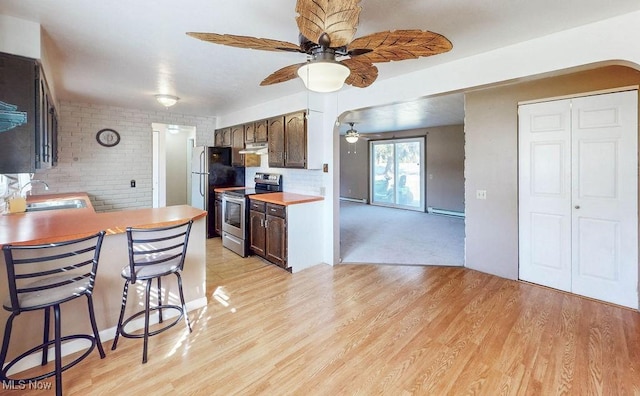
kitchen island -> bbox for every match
[0,193,207,373]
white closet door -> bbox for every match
[518,99,572,292]
[519,90,638,309]
[570,91,637,308]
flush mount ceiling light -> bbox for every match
[155,94,179,107]
[345,122,359,143]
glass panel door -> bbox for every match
[372,142,395,204]
[370,138,425,211]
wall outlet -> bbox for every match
[319,186,326,196]
[476,190,487,199]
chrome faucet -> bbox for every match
[20,180,50,196]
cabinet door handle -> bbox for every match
[264,219,268,228]
[260,218,264,227]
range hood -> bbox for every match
[239,142,268,155]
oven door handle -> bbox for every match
[223,195,246,205]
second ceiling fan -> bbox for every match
[187,0,452,92]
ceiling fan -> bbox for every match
[345,122,360,143]
[186,0,452,93]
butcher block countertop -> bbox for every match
[249,192,324,206]
[0,192,206,247]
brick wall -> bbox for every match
[33,101,216,212]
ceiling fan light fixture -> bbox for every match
[297,60,350,93]
[345,132,359,143]
[155,94,179,107]
[345,123,359,143]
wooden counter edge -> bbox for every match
[248,192,324,206]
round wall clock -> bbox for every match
[96,128,121,147]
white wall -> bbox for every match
[0,15,40,59]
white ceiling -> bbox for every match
[1,0,639,134]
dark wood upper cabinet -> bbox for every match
[254,119,268,143]
[244,122,255,144]
[268,116,285,168]
[245,120,268,144]
[268,111,307,169]
[219,109,320,170]
[0,52,57,173]
[284,111,306,168]
[231,124,245,166]
[214,127,232,147]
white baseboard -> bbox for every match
[4,297,208,376]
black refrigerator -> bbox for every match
[190,146,245,238]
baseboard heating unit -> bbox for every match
[340,197,367,203]
[428,207,465,218]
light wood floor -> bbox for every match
[11,238,640,395]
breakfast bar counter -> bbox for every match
[0,192,206,247]
[0,193,208,372]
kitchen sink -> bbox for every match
[25,199,87,212]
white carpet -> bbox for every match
[340,201,465,266]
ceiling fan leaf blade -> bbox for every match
[342,58,378,88]
[260,63,307,86]
[186,32,302,52]
[347,29,452,63]
[295,0,362,47]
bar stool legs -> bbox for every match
[111,273,192,364]
[0,295,106,396]
[111,220,193,364]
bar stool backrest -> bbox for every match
[2,231,106,315]
[126,220,193,284]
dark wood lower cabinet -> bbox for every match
[249,208,266,257]
[249,199,288,270]
[265,213,286,268]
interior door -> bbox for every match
[518,99,573,292]
[569,91,638,307]
[518,90,638,308]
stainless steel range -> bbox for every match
[221,172,283,257]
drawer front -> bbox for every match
[266,203,286,218]
[250,200,266,212]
